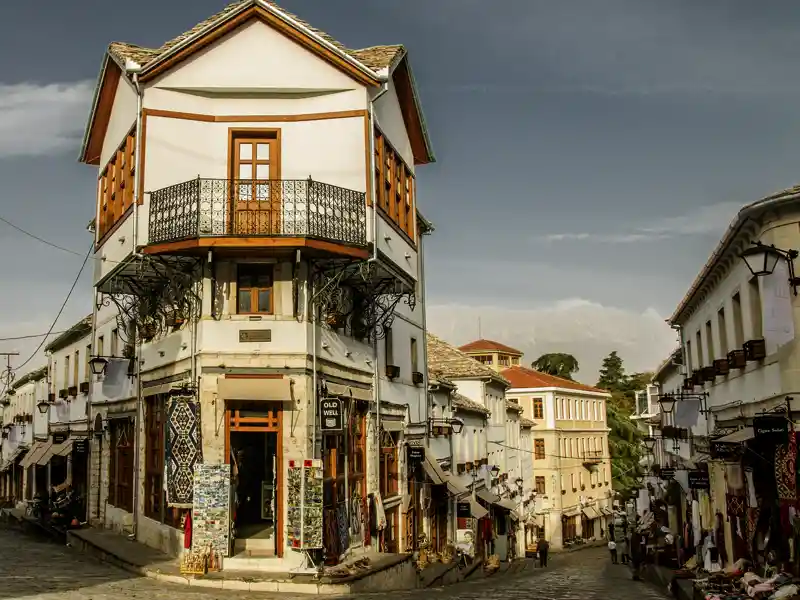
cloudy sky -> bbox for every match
[2,0,800,383]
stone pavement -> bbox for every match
[0,526,671,599]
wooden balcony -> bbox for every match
[582,450,603,469]
[145,177,368,258]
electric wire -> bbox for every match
[0,330,68,342]
[11,241,93,374]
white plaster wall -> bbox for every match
[372,78,414,174]
[375,219,419,281]
[48,331,92,428]
[146,20,366,110]
[94,217,135,286]
[101,75,138,167]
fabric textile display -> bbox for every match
[165,398,202,507]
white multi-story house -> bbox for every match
[666,186,800,567]
[0,367,47,505]
[78,0,435,570]
[426,334,526,560]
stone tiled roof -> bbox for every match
[459,339,523,356]
[427,333,510,385]
[501,365,608,394]
[44,315,92,353]
[107,0,404,74]
[505,399,524,413]
[520,417,536,428]
[452,393,490,416]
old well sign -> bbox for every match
[319,397,343,432]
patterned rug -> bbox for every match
[166,399,202,507]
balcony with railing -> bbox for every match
[582,450,603,468]
[146,178,368,256]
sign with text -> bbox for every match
[660,468,675,480]
[457,502,472,518]
[73,438,88,454]
[319,398,343,432]
[710,441,741,460]
[52,432,68,444]
[754,416,788,444]
[688,470,710,489]
[407,446,425,463]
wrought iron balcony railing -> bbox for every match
[148,178,367,247]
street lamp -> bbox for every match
[658,393,677,414]
[36,400,51,415]
[741,242,800,295]
[643,436,657,453]
[450,418,464,434]
[490,464,501,478]
[89,356,109,376]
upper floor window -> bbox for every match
[535,476,546,494]
[374,129,415,241]
[237,264,273,314]
[410,337,418,373]
[533,397,544,419]
[98,132,136,241]
[64,356,70,389]
[499,356,510,366]
[534,439,545,460]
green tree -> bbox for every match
[596,351,645,495]
[597,351,625,391]
[532,353,579,380]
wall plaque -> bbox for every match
[239,329,272,343]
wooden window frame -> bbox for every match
[108,419,135,514]
[534,438,545,460]
[533,398,544,419]
[97,130,137,242]
[236,263,274,315]
[379,429,399,499]
[374,128,416,243]
[535,476,546,495]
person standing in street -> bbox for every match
[608,539,618,564]
[538,538,549,568]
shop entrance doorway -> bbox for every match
[226,404,283,558]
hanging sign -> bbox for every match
[319,398,343,432]
[688,470,710,489]
[52,432,68,444]
[407,445,425,463]
[73,438,88,454]
[753,416,788,444]
[709,441,740,459]
[457,502,472,518]
[660,468,675,480]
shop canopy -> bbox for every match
[0,445,28,472]
[582,506,600,520]
[476,489,500,504]
[715,427,754,444]
[467,497,488,519]
[421,453,468,496]
[37,437,75,466]
[19,441,50,469]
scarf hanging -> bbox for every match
[726,494,746,519]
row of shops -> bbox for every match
[633,407,800,600]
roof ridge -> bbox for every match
[501,364,607,393]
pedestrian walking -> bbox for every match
[608,539,618,564]
[630,531,645,581]
[538,538,549,568]
[618,537,629,564]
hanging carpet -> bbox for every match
[166,398,202,507]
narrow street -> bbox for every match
[0,528,669,600]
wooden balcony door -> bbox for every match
[231,132,281,235]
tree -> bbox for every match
[596,350,645,495]
[531,353,579,380]
[597,351,625,392]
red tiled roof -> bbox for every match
[458,339,523,356]
[500,366,608,394]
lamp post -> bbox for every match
[658,393,677,415]
[36,400,51,415]
[88,356,109,376]
[741,242,800,295]
[642,436,657,453]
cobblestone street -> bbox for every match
[0,527,670,600]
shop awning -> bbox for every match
[53,438,75,457]
[582,506,600,520]
[563,507,581,518]
[422,454,447,485]
[496,498,517,511]
[325,382,372,402]
[476,489,500,504]
[1,446,28,472]
[600,507,613,516]
[216,376,292,402]
[468,497,489,519]
[509,510,520,521]
[443,473,468,497]
[715,427,754,444]
[19,442,48,469]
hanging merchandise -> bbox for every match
[192,463,231,557]
[744,469,758,507]
[286,459,324,550]
[165,398,202,507]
